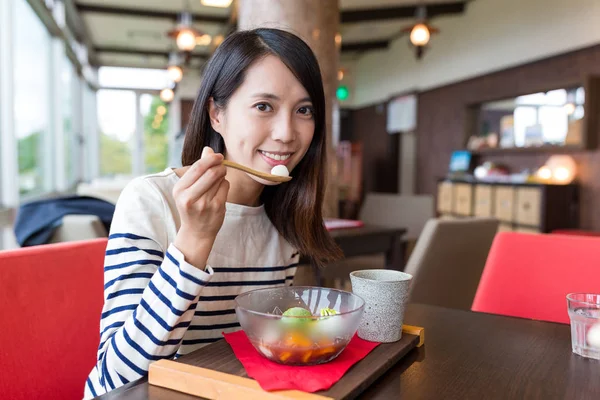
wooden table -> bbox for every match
[329,225,406,270]
[99,304,600,400]
[300,225,406,286]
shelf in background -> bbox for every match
[468,145,587,155]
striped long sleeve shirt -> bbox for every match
[84,169,299,398]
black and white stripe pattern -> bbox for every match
[84,233,298,398]
[83,170,300,398]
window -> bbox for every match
[13,0,52,197]
[97,89,136,177]
[513,88,583,146]
[97,67,178,177]
[62,55,78,187]
[98,67,171,90]
[140,94,169,174]
[479,86,585,148]
[82,83,99,181]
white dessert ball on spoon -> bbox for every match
[270,165,289,177]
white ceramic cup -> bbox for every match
[349,269,413,343]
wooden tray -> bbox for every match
[149,326,424,400]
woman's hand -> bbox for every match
[173,147,229,268]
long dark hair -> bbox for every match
[181,28,342,266]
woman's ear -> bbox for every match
[208,97,223,134]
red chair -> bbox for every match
[472,232,600,324]
[551,229,600,237]
[0,238,107,400]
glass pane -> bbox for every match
[98,67,171,90]
[513,107,537,147]
[141,94,169,174]
[516,92,545,106]
[545,89,567,105]
[97,89,136,177]
[82,84,98,181]
[13,0,51,197]
[539,106,568,144]
[477,85,586,149]
[62,56,76,186]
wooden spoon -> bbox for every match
[222,160,292,183]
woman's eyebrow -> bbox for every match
[251,93,312,104]
[252,92,280,100]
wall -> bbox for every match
[351,0,600,107]
[178,74,202,100]
[416,44,600,230]
[348,104,400,197]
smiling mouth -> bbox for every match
[259,151,292,161]
[258,150,294,167]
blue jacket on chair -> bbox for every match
[13,196,115,247]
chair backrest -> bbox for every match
[76,177,133,205]
[472,232,600,324]
[0,238,107,400]
[359,193,434,240]
[49,214,108,243]
[404,217,499,310]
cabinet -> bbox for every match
[436,180,579,233]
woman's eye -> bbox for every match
[255,103,273,112]
[297,106,314,116]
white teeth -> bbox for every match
[261,151,291,161]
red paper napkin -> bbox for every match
[324,218,365,231]
[222,330,380,392]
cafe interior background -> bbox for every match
[2,0,600,397]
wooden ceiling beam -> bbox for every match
[96,41,380,57]
[341,40,389,53]
[95,47,209,60]
[76,4,228,24]
[340,1,466,23]
[77,2,466,25]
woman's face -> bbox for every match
[209,55,315,186]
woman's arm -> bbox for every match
[86,148,228,397]
[85,179,214,397]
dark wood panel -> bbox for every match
[416,44,600,230]
[340,108,354,142]
[350,104,399,198]
[361,304,600,399]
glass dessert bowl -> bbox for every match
[235,286,365,366]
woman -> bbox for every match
[85,28,342,397]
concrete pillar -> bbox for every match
[238,0,340,217]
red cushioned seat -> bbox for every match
[552,229,600,237]
[472,232,600,324]
[0,239,107,400]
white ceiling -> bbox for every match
[78,0,460,13]
[340,0,463,10]
[97,52,206,70]
[83,13,221,53]
[75,0,470,70]
[76,0,230,16]
[341,19,413,43]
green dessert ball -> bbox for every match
[282,307,313,317]
[281,307,313,330]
